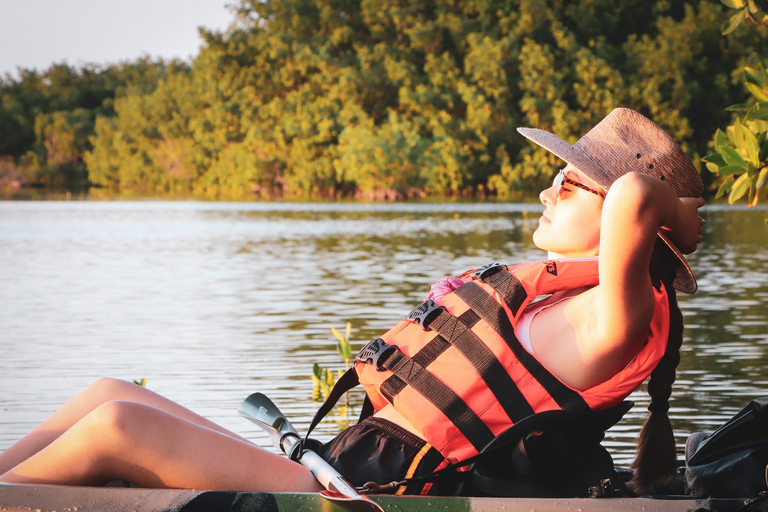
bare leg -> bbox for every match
[0,400,321,492]
[0,378,249,474]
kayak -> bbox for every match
[4,397,767,511]
[2,483,768,512]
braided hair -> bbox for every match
[629,238,684,493]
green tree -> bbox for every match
[9,0,767,199]
[0,59,178,192]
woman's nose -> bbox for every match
[540,185,556,205]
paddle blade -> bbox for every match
[238,392,299,449]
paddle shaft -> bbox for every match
[279,432,362,498]
[238,393,385,512]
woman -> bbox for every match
[0,108,705,494]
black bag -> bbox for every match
[685,397,768,498]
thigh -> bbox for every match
[2,400,323,492]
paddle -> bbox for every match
[238,392,385,512]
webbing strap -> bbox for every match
[380,347,496,452]
[427,308,534,422]
[304,367,360,441]
[481,267,529,312]
[455,277,590,412]
[381,334,451,402]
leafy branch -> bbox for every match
[704,0,768,206]
[721,0,768,34]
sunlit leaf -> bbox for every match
[714,129,729,151]
[744,127,761,166]
[748,104,768,121]
[703,151,727,167]
[732,119,747,156]
[726,103,752,111]
[722,8,748,35]
[745,67,763,87]
[729,173,752,203]
[716,179,734,199]
[718,165,747,176]
[331,327,346,345]
[747,0,759,13]
[720,145,747,167]
[757,167,768,190]
[720,0,746,9]
[746,83,768,102]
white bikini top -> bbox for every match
[516,289,582,355]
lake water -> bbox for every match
[1,200,767,466]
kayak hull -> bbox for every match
[1,484,767,512]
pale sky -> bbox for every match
[0,0,235,78]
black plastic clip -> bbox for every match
[287,436,323,461]
[472,262,507,281]
[406,299,445,331]
[355,338,396,371]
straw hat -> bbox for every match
[517,107,703,294]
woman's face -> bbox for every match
[532,164,604,258]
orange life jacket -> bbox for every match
[354,258,670,462]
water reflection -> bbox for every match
[1,201,767,467]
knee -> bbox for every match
[67,401,149,484]
[84,378,143,404]
[85,400,146,443]
[87,377,133,396]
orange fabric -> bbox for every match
[356,258,669,462]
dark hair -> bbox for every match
[629,239,683,492]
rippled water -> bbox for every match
[1,200,767,466]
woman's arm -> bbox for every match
[533,172,704,389]
[588,173,704,369]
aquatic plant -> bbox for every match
[312,322,355,430]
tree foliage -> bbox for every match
[2,0,768,199]
[0,58,181,191]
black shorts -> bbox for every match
[316,416,450,495]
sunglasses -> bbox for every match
[554,168,606,199]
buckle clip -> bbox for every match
[355,338,396,371]
[406,299,445,331]
[472,262,507,281]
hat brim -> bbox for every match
[657,231,697,294]
[516,127,614,190]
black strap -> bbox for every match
[304,367,360,442]
[455,277,590,412]
[380,334,451,402]
[379,347,496,452]
[427,308,534,422]
[358,395,374,422]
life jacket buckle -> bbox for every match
[472,262,507,281]
[355,338,396,371]
[406,299,445,331]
